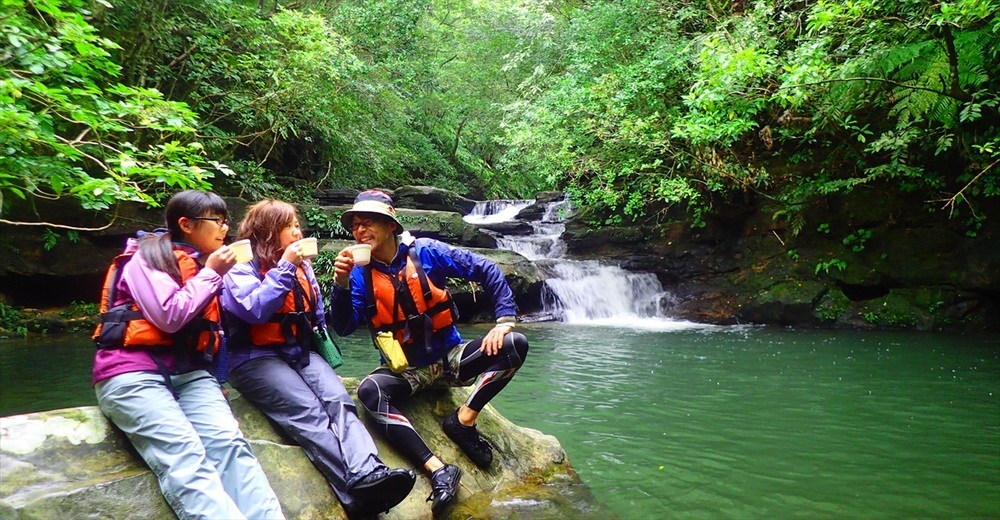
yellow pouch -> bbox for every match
[374,331,409,373]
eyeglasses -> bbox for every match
[192,216,230,227]
[350,219,378,232]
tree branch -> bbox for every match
[933,157,999,218]
[0,218,116,231]
[167,43,200,69]
[938,25,971,102]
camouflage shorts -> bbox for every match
[388,341,472,394]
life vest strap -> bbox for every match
[407,248,433,301]
[227,261,318,363]
[363,244,456,372]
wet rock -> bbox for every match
[312,189,359,206]
[393,186,477,214]
[450,247,546,319]
[1,382,586,520]
[475,220,536,236]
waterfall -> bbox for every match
[464,200,535,225]
[466,198,707,330]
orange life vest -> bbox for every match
[93,248,221,356]
[249,266,316,346]
[365,247,457,351]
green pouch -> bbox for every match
[313,326,343,369]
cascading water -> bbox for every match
[465,198,706,330]
[464,199,535,225]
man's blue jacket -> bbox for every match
[329,235,516,367]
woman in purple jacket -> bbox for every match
[221,200,414,518]
[93,190,284,520]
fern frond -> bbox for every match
[872,40,937,79]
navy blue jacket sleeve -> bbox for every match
[417,238,517,319]
[329,266,367,337]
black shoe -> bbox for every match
[442,411,493,468]
[426,464,462,513]
[350,466,416,514]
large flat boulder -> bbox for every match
[1,380,590,519]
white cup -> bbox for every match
[350,244,372,266]
[298,237,319,259]
[229,239,253,263]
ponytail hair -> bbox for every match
[237,199,298,271]
[138,190,229,282]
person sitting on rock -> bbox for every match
[328,190,530,513]
[220,199,415,517]
[92,190,285,519]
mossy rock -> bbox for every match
[1,383,592,520]
[813,289,852,324]
[737,280,828,325]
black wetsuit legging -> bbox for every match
[356,331,529,466]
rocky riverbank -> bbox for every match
[1,185,997,333]
[560,188,999,331]
[0,380,604,519]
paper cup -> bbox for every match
[230,239,253,263]
[350,244,372,266]
[298,237,319,259]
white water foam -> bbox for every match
[469,197,698,328]
[464,200,535,224]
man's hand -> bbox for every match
[333,248,355,289]
[480,323,514,356]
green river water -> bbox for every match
[1,324,997,519]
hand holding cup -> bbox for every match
[229,239,253,263]
[298,237,319,259]
[349,244,372,266]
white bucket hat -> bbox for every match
[340,190,404,234]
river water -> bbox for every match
[2,325,997,518]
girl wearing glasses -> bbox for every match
[93,190,284,519]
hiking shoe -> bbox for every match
[426,463,462,513]
[442,411,493,468]
[350,466,416,514]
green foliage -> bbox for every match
[41,229,58,251]
[39,227,80,251]
[59,300,99,318]
[499,0,1000,226]
[5,0,999,233]
[498,0,704,220]
[0,302,27,336]
[842,228,872,253]
[815,257,846,275]
[96,0,522,199]
[1,0,215,219]
[310,250,338,307]
[862,305,918,328]
[219,161,283,202]
[305,208,350,239]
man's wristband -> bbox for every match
[495,316,516,328]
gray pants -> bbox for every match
[228,352,381,509]
[96,370,284,520]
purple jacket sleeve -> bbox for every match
[220,260,298,324]
[120,250,222,333]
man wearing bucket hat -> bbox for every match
[328,190,529,513]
